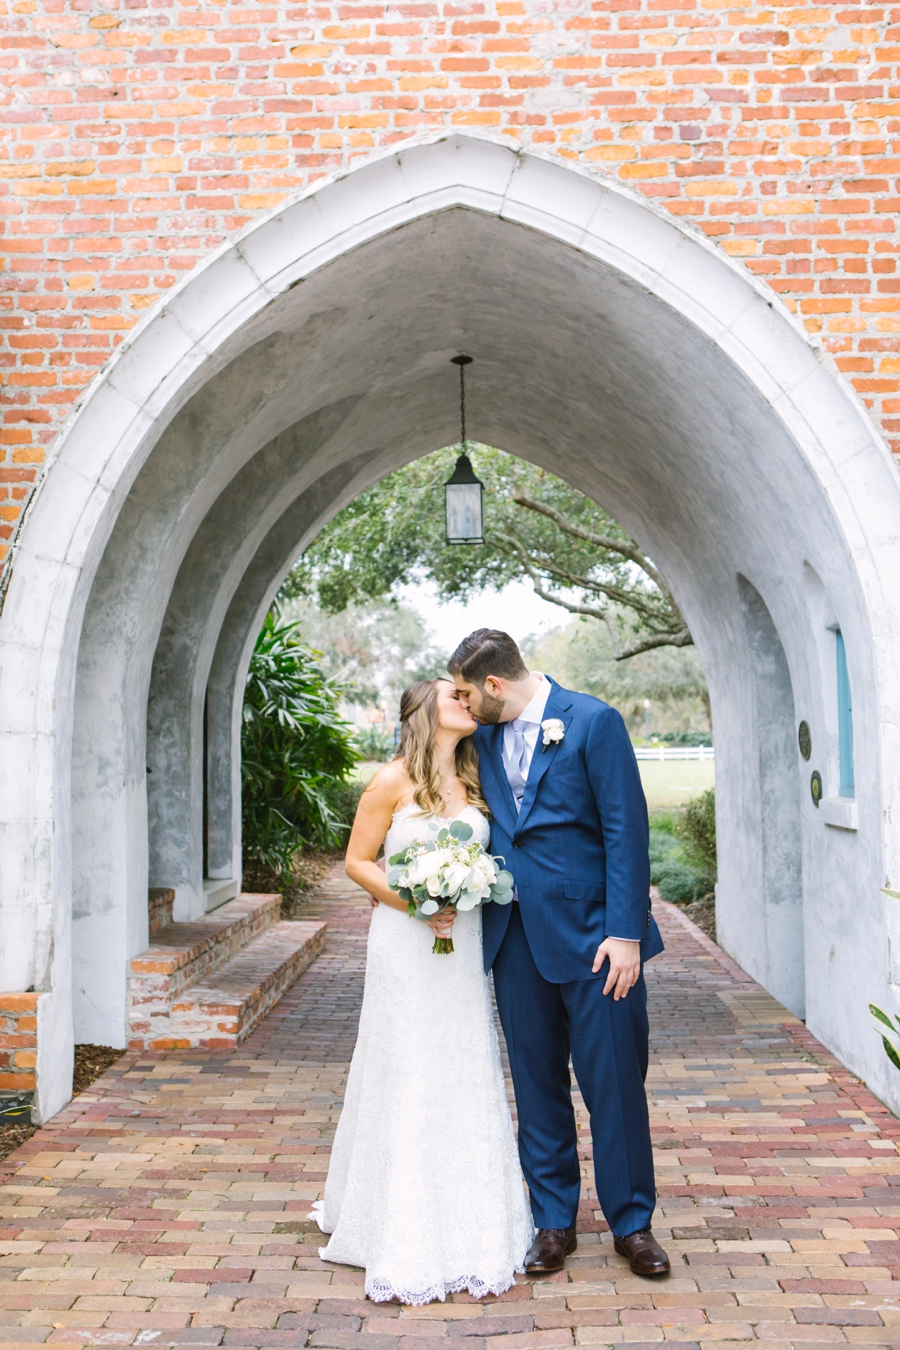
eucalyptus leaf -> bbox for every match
[389,851,407,866]
[456,822,474,841]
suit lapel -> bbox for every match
[514,679,574,835]
[483,723,518,836]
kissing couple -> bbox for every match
[311,629,670,1305]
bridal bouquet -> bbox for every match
[387,819,515,954]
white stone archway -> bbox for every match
[2,133,900,1121]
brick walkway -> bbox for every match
[2,871,900,1350]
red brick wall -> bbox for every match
[3,0,900,566]
[0,994,38,1091]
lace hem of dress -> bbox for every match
[362,1269,521,1306]
[311,1203,522,1307]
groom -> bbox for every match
[449,630,670,1278]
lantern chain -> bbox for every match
[459,361,467,452]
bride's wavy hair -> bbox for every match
[395,679,489,818]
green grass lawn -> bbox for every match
[639,758,715,810]
[354,756,714,811]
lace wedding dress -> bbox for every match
[314,803,533,1305]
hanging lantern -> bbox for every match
[445,355,484,546]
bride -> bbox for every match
[314,678,534,1305]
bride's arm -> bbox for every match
[345,766,412,915]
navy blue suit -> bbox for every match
[477,679,663,1237]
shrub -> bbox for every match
[676,787,717,880]
[649,828,679,883]
[656,860,712,905]
[330,778,366,831]
[658,731,713,747]
[649,809,677,835]
[241,614,359,876]
[655,861,700,904]
[650,799,715,903]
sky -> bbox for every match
[396,577,566,657]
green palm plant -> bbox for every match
[869,1003,900,1071]
[241,613,359,876]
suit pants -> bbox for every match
[492,903,656,1237]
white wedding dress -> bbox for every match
[315,803,534,1305]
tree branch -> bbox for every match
[528,553,676,624]
[518,561,693,660]
[498,527,694,661]
[498,531,678,629]
[512,493,658,575]
[614,629,694,660]
[511,492,688,627]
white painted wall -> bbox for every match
[1,134,899,1119]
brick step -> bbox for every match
[167,920,327,1050]
[148,887,174,934]
[128,894,283,1047]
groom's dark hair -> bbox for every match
[448,629,529,686]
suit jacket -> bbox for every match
[477,678,665,983]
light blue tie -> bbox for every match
[506,719,530,812]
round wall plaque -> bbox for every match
[798,720,812,761]
[810,770,823,807]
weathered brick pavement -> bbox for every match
[2,870,900,1350]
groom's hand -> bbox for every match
[593,937,641,999]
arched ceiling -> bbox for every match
[118,205,843,684]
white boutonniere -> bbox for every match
[541,717,565,751]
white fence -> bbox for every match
[633,745,715,762]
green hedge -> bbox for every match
[649,789,716,905]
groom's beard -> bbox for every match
[475,689,505,725]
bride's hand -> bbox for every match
[426,907,456,938]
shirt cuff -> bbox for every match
[607,935,640,942]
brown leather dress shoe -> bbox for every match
[613,1229,670,1276]
[524,1227,577,1273]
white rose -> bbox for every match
[541,717,565,747]
[444,862,471,895]
[474,855,497,884]
[417,852,445,882]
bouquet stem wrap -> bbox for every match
[387,819,515,954]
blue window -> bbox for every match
[836,629,854,798]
